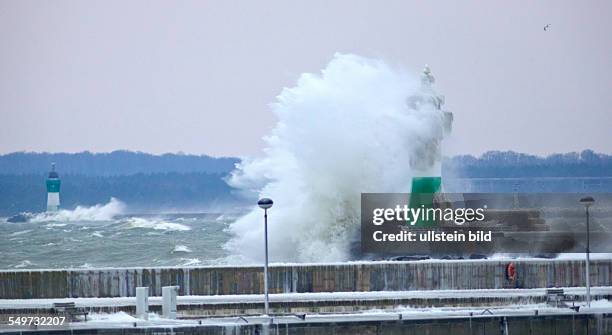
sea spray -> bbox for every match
[225,53,449,263]
[31,197,125,222]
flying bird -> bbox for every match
[544,24,551,31]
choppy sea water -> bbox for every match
[0,213,240,269]
[2,177,612,269]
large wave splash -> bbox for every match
[225,53,448,263]
[31,198,125,222]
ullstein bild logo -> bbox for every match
[360,193,612,256]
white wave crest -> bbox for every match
[91,231,104,238]
[45,223,67,228]
[172,245,192,253]
[180,258,201,266]
[13,260,34,268]
[122,217,191,231]
[9,229,32,237]
[225,54,448,263]
[31,198,125,222]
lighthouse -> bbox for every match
[407,66,453,226]
[46,163,61,212]
[408,66,453,194]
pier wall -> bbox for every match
[1,259,611,299]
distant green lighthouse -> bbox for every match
[46,163,61,212]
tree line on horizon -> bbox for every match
[1,149,610,177]
[445,149,612,178]
[0,150,611,215]
[0,150,238,176]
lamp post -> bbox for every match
[258,198,273,315]
[579,196,595,307]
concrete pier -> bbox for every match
[1,259,611,299]
[2,287,611,317]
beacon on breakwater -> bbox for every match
[407,66,453,226]
[46,163,61,212]
[408,66,453,194]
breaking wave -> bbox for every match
[13,260,34,268]
[180,258,201,266]
[31,198,125,222]
[122,217,191,231]
[172,245,192,253]
[225,54,449,263]
[9,229,32,237]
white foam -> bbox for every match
[31,198,125,222]
[181,258,201,266]
[91,231,104,238]
[13,260,33,268]
[123,217,191,231]
[9,229,32,237]
[172,245,192,253]
[45,223,67,228]
[226,54,448,263]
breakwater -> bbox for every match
[1,259,611,299]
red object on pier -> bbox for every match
[506,262,516,281]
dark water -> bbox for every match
[0,212,239,269]
[2,177,611,269]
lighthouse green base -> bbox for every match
[409,176,442,227]
[410,177,441,194]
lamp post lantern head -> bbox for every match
[258,198,273,210]
[580,196,595,208]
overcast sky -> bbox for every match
[1,1,610,157]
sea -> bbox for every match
[0,212,240,269]
[2,177,612,269]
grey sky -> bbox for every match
[1,0,610,157]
